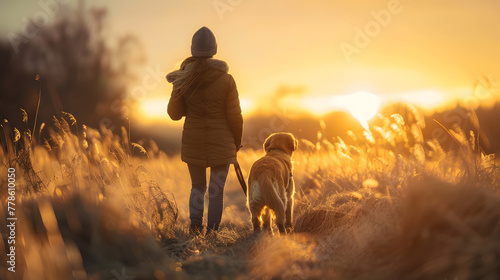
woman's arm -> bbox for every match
[226,75,243,148]
[167,92,186,121]
[166,58,194,120]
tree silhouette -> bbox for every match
[0,2,144,136]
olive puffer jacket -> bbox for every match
[167,58,243,167]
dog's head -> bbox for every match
[263,132,298,156]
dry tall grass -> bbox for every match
[1,106,499,279]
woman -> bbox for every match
[166,26,243,235]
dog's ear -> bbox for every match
[287,134,298,152]
[263,135,271,152]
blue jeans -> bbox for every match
[188,163,230,231]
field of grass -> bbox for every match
[1,107,500,280]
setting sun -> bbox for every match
[343,91,381,125]
[335,91,382,129]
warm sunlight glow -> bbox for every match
[336,91,382,129]
[390,89,446,110]
[138,97,255,122]
[301,96,339,116]
[139,98,168,121]
[281,91,383,125]
[239,97,255,115]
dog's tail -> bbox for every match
[254,175,287,224]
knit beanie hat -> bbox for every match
[191,27,217,58]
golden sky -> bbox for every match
[3,0,500,121]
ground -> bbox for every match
[1,110,499,280]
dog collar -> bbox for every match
[268,148,286,154]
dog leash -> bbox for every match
[233,159,247,197]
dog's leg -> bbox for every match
[262,207,272,234]
[249,202,264,233]
[285,178,295,233]
[274,204,287,235]
[268,182,287,235]
[277,223,286,235]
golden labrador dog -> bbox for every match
[247,132,298,235]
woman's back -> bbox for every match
[178,59,234,120]
[168,57,242,167]
[166,26,243,234]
